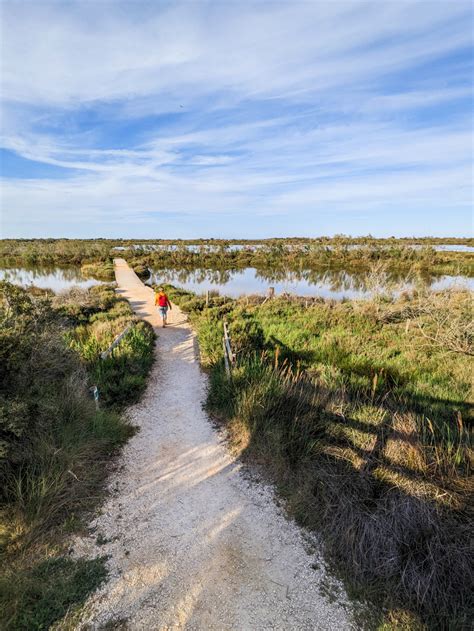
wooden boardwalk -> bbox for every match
[114,258,187,328]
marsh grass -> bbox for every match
[134,240,474,278]
[171,284,473,629]
[1,237,472,277]
[80,260,115,281]
[0,282,155,629]
[0,555,108,630]
[64,288,155,408]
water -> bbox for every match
[0,267,105,292]
[147,267,474,300]
[2,264,471,300]
[432,245,474,253]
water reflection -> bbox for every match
[1,265,471,299]
[0,267,105,292]
[147,267,473,300]
[432,245,474,252]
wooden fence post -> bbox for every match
[90,385,99,410]
[223,338,230,376]
[223,321,234,377]
[262,286,275,306]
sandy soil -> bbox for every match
[75,259,356,630]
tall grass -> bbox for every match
[80,260,115,281]
[133,242,473,278]
[172,284,473,629]
[63,286,155,407]
[0,282,155,629]
[1,237,472,277]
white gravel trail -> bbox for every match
[75,259,356,630]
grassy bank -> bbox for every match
[0,282,154,629]
[80,261,115,281]
[163,283,473,629]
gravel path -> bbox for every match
[75,259,356,630]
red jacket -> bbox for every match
[155,293,170,308]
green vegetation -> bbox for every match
[0,282,155,630]
[0,556,108,630]
[135,242,473,278]
[163,283,473,629]
[62,286,155,407]
[0,238,472,628]
[1,237,472,278]
[80,261,115,281]
[0,239,113,266]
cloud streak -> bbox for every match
[0,0,472,237]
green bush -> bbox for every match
[0,282,137,518]
[0,281,155,628]
[81,260,115,281]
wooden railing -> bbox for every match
[100,323,134,360]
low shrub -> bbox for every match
[0,281,155,628]
[80,260,115,281]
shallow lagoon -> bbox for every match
[0,267,105,292]
[1,264,472,300]
[147,267,474,300]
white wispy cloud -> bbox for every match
[0,0,472,237]
[2,1,471,105]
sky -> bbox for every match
[0,0,473,239]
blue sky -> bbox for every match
[0,0,472,239]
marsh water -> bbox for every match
[146,267,473,300]
[0,266,105,292]
[1,264,472,299]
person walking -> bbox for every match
[155,287,172,327]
